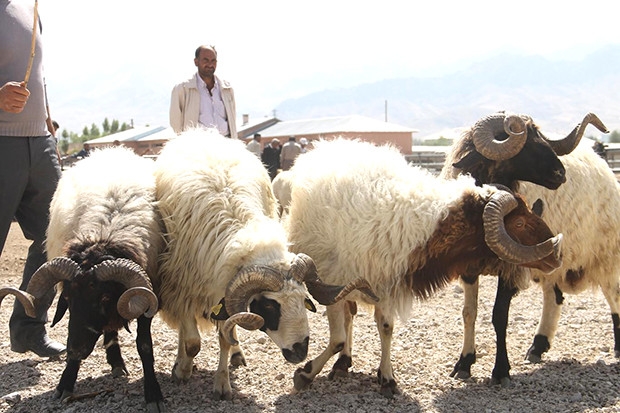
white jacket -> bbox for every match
[169,74,237,139]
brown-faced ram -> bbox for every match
[441,112,611,386]
[152,129,374,401]
[284,138,563,397]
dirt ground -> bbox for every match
[0,221,619,412]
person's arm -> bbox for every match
[169,84,184,134]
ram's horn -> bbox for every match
[546,112,609,156]
[483,190,562,264]
[0,287,37,318]
[224,265,284,316]
[93,258,158,319]
[26,257,81,298]
[221,265,284,345]
[290,253,379,305]
[472,113,528,161]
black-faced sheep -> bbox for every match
[441,112,610,386]
[284,138,563,397]
[152,129,374,401]
[0,146,165,411]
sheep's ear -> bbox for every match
[532,198,544,217]
[209,297,230,321]
[50,296,68,327]
[304,298,317,313]
[453,151,486,170]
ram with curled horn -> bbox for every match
[0,147,167,412]
[283,138,562,397]
[441,111,615,389]
[153,129,379,401]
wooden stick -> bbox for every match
[62,389,113,403]
[23,0,39,88]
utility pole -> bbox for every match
[385,100,388,122]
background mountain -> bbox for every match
[273,45,620,140]
[52,45,620,140]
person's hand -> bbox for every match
[0,81,30,113]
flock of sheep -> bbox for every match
[0,111,616,412]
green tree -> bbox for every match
[89,123,101,137]
[110,119,119,134]
[102,118,110,135]
[120,122,130,131]
[609,130,620,143]
[82,126,89,138]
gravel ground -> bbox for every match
[1,221,619,412]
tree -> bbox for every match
[102,118,110,134]
[89,123,101,137]
[110,119,119,134]
[609,130,620,143]
[82,126,89,137]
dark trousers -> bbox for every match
[0,136,61,339]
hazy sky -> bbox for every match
[35,0,620,132]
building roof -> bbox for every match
[85,125,173,144]
[253,115,417,137]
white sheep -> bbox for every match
[271,170,293,216]
[152,129,371,400]
[0,146,165,411]
[284,138,563,397]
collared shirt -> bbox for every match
[197,73,229,136]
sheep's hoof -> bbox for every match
[377,370,399,398]
[452,370,471,380]
[171,362,191,384]
[230,351,247,367]
[526,352,542,364]
[293,367,313,391]
[212,389,233,401]
[146,400,166,413]
[490,376,511,388]
[111,365,128,377]
[54,389,73,402]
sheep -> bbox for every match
[0,146,165,412]
[284,138,563,397]
[152,128,375,401]
[272,170,293,216]
[440,111,611,386]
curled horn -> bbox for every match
[0,287,37,318]
[483,190,563,264]
[546,112,609,156]
[221,266,284,345]
[26,257,81,298]
[472,113,528,161]
[291,253,379,305]
[93,259,158,319]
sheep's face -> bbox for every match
[56,273,126,360]
[456,124,566,190]
[249,282,314,364]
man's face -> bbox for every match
[194,48,217,79]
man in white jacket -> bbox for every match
[169,45,237,139]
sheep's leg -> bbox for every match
[54,358,81,401]
[172,318,201,382]
[103,331,127,377]
[374,305,398,398]
[213,330,233,401]
[526,282,563,363]
[136,316,165,412]
[293,300,347,391]
[229,329,247,367]
[451,275,478,380]
[328,300,356,379]
[599,280,620,358]
[490,276,518,387]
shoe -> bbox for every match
[11,335,66,358]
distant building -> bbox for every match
[244,114,417,155]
